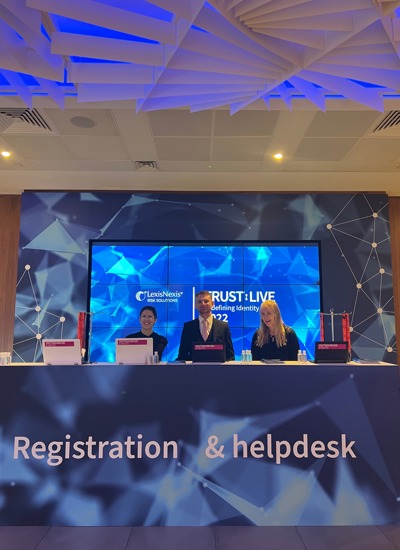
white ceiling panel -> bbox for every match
[148,110,213,136]
[62,135,130,160]
[26,159,134,171]
[44,109,120,136]
[344,137,400,162]
[154,137,211,161]
[305,111,382,137]
[293,137,359,161]
[214,110,279,136]
[212,137,270,161]
[2,135,75,160]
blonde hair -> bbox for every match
[255,300,287,348]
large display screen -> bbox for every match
[88,241,322,362]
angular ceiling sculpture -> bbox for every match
[1,0,400,112]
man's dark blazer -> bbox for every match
[177,317,235,361]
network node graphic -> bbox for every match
[327,194,395,360]
[14,265,69,362]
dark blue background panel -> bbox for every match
[14,192,394,364]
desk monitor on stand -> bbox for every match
[192,342,226,363]
[314,341,349,363]
[42,339,82,365]
[115,338,153,364]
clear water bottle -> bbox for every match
[302,350,307,363]
[153,351,159,364]
[297,350,302,363]
[246,350,252,362]
[241,350,246,363]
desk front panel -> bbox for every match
[0,364,399,526]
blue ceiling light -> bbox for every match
[0,0,399,112]
[53,15,160,44]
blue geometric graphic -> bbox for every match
[89,241,321,362]
[13,192,395,364]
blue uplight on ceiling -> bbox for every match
[59,68,75,87]
[69,56,128,64]
[19,74,39,85]
[41,23,50,41]
[348,79,384,88]
[53,15,159,44]
[97,0,173,22]
[205,2,219,13]
[0,72,38,86]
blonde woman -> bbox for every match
[251,300,299,361]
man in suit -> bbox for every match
[177,290,235,361]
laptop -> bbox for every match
[115,338,153,364]
[314,341,349,363]
[42,339,82,365]
[192,342,226,363]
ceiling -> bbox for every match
[1,0,400,196]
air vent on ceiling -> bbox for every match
[372,110,400,136]
[0,108,53,134]
[135,160,158,171]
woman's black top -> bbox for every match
[125,330,168,360]
[251,325,299,361]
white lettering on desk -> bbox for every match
[13,434,178,466]
[232,433,356,464]
[13,432,356,467]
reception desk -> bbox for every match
[0,362,399,526]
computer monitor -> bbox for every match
[192,342,226,363]
[314,341,349,363]
[42,339,82,365]
[115,338,153,364]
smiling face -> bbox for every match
[195,292,214,318]
[261,306,276,332]
[139,308,156,333]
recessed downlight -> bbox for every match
[273,153,283,160]
[1,151,11,157]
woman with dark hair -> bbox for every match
[126,306,168,360]
[251,300,299,361]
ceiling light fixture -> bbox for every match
[273,153,283,160]
[70,116,96,129]
[1,151,11,157]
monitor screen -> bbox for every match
[88,241,322,362]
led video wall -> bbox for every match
[88,241,322,362]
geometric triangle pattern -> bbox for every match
[2,1,400,111]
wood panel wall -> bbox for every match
[389,197,400,356]
[0,195,20,352]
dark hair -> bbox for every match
[195,290,212,300]
[139,306,157,318]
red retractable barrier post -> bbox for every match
[319,311,351,354]
[77,311,86,358]
[320,312,325,341]
[341,313,351,354]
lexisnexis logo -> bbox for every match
[135,290,184,303]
